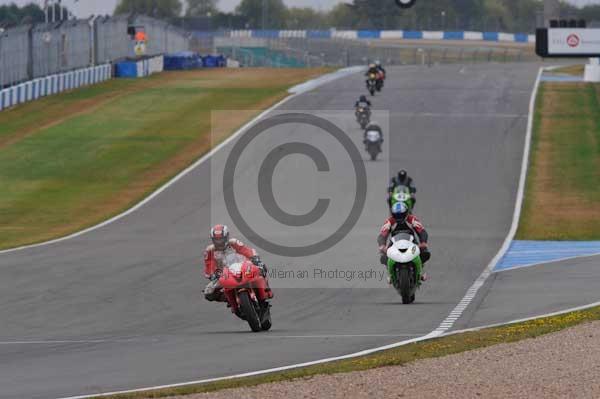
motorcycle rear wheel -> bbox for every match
[239,291,262,332]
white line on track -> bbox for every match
[430,67,544,336]
[394,112,526,118]
[0,67,364,257]
[254,334,424,338]
[445,300,600,336]
[57,331,442,399]
[0,339,157,345]
[0,95,298,256]
[494,252,600,273]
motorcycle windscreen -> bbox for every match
[391,232,414,243]
[366,130,381,142]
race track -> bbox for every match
[463,254,600,329]
[0,63,542,399]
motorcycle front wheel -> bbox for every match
[260,302,272,331]
[239,291,262,332]
[369,148,378,161]
[398,267,415,304]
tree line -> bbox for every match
[2,1,600,33]
[0,2,72,29]
[114,0,600,33]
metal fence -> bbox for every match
[31,20,92,78]
[0,15,190,88]
[0,25,30,87]
[216,36,539,68]
[95,16,130,65]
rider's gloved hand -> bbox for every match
[250,256,268,277]
[379,254,387,265]
[419,243,431,262]
[209,273,220,282]
[378,245,388,265]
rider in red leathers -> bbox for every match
[203,224,271,302]
[377,202,431,281]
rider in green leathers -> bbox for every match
[387,170,417,210]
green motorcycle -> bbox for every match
[386,232,423,304]
[390,185,415,211]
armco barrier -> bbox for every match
[115,55,164,78]
[357,30,381,39]
[307,30,332,39]
[483,32,500,41]
[403,31,423,39]
[514,33,529,43]
[422,31,443,40]
[444,31,464,40]
[0,64,111,112]
[227,30,536,44]
[164,52,202,70]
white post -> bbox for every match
[584,58,600,82]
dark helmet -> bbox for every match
[359,95,367,102]
[391,202,409,224]
[210,224,230,251]
[366,122,381,132]
[397,170,408,183]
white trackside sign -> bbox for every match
[548,29,600,55]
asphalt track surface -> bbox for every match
[0,63,544,399]
[462,254,600,329]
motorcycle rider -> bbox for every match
[203,224,271,302]
[374,60,387,82]
[366,63,378,75]
[378,202,430,281]
[366,63,379,80]
[387,169,417,208]
[375,60,387,79]
[355,94,372,109]
[363,122,383,149]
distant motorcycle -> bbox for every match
[364,128,383,161]
[219,254,272,332]
[390,184,416,211]
[355,106,371,129]
[376,71,385,92]
[366,72,378,96]
[386,232,422,304]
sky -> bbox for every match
[2,0,600,19]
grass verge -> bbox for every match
[0,68,330,249]
[552,64,585,76]
[517,81,600,240]
[89,304,600,398]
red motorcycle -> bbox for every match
[219,255,273,332]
